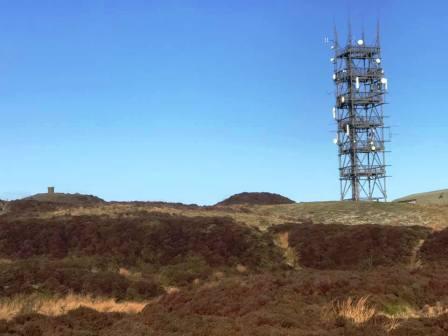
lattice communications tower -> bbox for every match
[331,25,389,201]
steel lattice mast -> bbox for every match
[331,24,389,201]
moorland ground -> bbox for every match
[0,196,448,335]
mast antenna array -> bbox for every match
[330,24,389,201]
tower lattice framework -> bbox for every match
[331,26,389,201]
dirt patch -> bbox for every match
[273,231,299,268]
[409,239,425,270]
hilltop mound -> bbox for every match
[3,193,105,214]
[216,192,295,206]
[23,192,105,205]
[394,189,448,205]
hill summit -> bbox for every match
[23,192,104,206]
[394,189,448,205]
[216,192,295,206]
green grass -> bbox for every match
[23,200,448,230]
[381,301,413,317]
[394,189,448,205]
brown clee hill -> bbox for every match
[216,191,295,206]
[1,192,448,335]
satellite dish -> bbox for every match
[357,39,364,46]
[333,138,338,144]
[381,78,387,84]
[375,58,381,64]
[330,57,335,63]
[371,146,376,151]
[333,73,337,80]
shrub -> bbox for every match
[421,228,448,264]
[282,223,429,269]
[0,214,284,271]
[0,260,162,300]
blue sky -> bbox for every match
[0,0,446,204]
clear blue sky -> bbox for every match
[0,0,446,204]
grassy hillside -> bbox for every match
[394,189,448,205]
[13,200,448,230]
[1,200,448,335]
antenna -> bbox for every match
[361,23,366,45]
[347,20,352,45]
[376,19,381,46]
[333,23,339,49]
[330,24,389,202]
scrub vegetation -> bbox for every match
[1,193,448,335]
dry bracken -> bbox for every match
[0,293,147,320]
[334,296,376,324]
